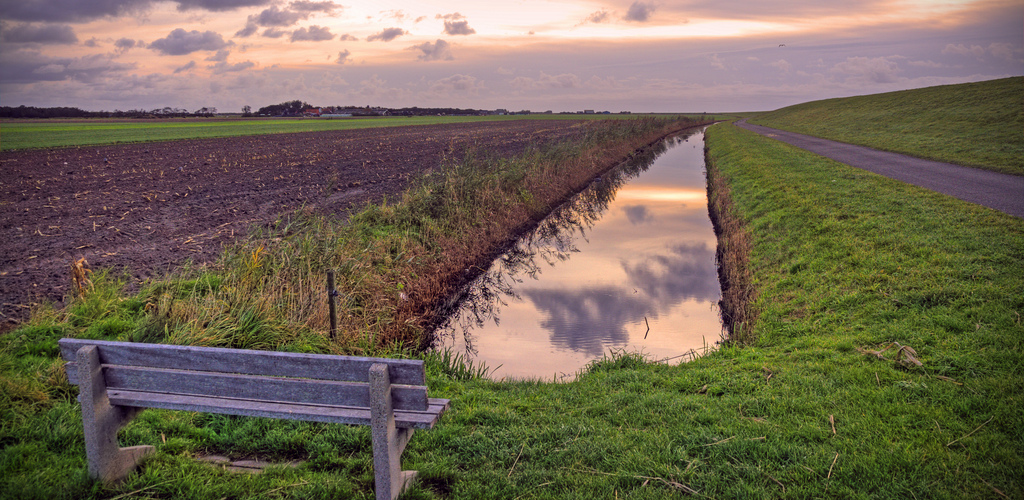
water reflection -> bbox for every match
[622,205,652,225]
[434,129,722,380]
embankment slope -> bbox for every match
[749,77,1024,175]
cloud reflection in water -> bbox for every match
[524,242,718,356]
[434,129,722,378]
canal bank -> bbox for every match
[436,129,724,380]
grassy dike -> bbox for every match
[2,117,1020,499]
[748,77,1024,176]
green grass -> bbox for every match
[2,120,1021,499]
[749,77,1024,175]
[0,114,729,151]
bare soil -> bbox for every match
[0,120,588,329]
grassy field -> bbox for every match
[0,114,728,151]
[3,113,1021,498]
[748,77,1024,176]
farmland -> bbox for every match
[0,119,592,326]
[0,114,708,151]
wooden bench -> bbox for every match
[59,338,450,500]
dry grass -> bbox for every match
[704,139,756,343]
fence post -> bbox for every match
[327,270,338,340]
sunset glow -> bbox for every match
[616,187,707,203]
[1,0,1020,112]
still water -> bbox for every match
[435,128,723,380]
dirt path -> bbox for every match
[735,120,1024,218]
[0,120,589,328]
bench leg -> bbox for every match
[370,363,417,500]
[77,346,154,483]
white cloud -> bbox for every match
[251,5,305,27]
[443,20,476,36]
[409,39,452,61]
[510,72,581,90]
[209,60,255,73]
[291,25,334,42]
[114,37,144,53]
[585,75,629,90]
[942,43,986,57]
[578,10,610,26]
[367,27,406,42]
[173,60,197,73]
[624,2,656,22]
[357,74,410,101]
[205,49,229,62]
[150,28,230,55]
[1,23,78,45]
[290,1,342,14]
[908,60,945,68]
[830,56,901,84]
[938,42,1018,62]
[770,59,792,72]
[987,42,1017,61]
[430,74,484,94]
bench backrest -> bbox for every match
[59,338,429,411]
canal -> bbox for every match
[435,128,723,380]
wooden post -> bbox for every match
[327,270,338,340]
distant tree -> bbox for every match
[256,100,310,116]
[0,105,95,118]
[242,105,252,117]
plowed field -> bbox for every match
[0,120,587,328]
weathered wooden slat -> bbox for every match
[93,365,428,411]
[59,339,425,385]
[106,390,449,429]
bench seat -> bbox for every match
[104,389,450,429]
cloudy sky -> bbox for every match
[1,0,1021,113]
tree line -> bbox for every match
[0,105,218,119]
[1,101,499,119]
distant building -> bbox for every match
[584,109,595,114]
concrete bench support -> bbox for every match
[370,363,418,499]
[77,345,154,483]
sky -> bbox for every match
[0,0,1021,113]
